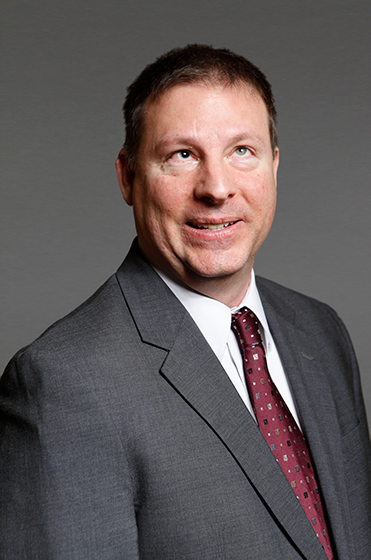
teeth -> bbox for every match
[194,222,234,231]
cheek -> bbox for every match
[132,183,184,242]
[141,175,190,219]
[249,180,276,211]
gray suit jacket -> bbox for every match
[1,240,370,559]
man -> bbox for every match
[1,45,370,559]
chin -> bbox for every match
[185,255,250,280]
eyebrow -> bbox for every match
[155,132,267,152]
[227,132,266,146]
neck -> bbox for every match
[181,272,251,308]
[152,261,252,308]
[138,241,253,308]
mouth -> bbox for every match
[187,221,237,231]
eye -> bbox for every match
[177,150,191,159]
[167,149,194,162]
[234,146,252,156]
[164,149,198,174]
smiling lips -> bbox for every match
[188,221,237,231]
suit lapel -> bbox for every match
[259,280,355,559]
[161,314,327,559]
[117,243,327,559]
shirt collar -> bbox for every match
[154,268,271,360]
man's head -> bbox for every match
[123,44,277,170]
[116,45,279,307]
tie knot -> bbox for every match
[231,307,262,349]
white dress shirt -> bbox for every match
[155,268,302,428]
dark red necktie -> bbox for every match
[231,308,334,560]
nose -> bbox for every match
[194,161,235,204]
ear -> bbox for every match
[273,147,279,186]
[115,149,135,206]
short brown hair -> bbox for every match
[123,44,277,168]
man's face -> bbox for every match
[117,82,279,299]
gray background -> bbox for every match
[1,0,370,429]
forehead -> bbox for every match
[140,82,270,147]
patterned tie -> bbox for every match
[231,308,334,560]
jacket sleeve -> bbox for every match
[0,347,140,560]
[328,304,371,445]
